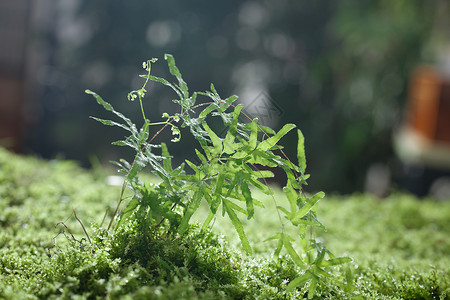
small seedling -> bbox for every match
[87,54,351,297]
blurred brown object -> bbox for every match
[407,65,450,143]
[394,65,450,197]
[0,77,24,152]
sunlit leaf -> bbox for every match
[223,104,243,154]
[282,233,305,267]
[223,199,252,255]
[297,129,306,173]
[202,122,223,156]
[293,191,325,222]
[320,257,352,267]
[179,189,202,233]
[256,123,296,151]
[286,272,313,293]
[241,180,254,219]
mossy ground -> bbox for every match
[0,148,449,299]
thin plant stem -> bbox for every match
[73,208,92,244]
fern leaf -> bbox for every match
[179,189,203,233]
[292,192,324,222]
[283,184,298,215]
[297,129,306,173]
[164,54,189,98]
[307,277,318,299]
[256,123,296,151]
[202,122,223,156]
[199,103,219,119]
[282,233,305,268]
[248,118,258,150]
[148,75,183,99]
[276,206,290,217]
[223,199,252,255]
[286,271,313,293]
[161,143,172,173]
[213,172,225,198]
[202,210,215,230]
[320,257,352,267]
[223,104,243,154]
[240,180,254,219]
[86,89,133,127]
[90,117,130,132]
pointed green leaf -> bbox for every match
[241,180,254,219]
[307,277,318,299]
[292,219,321,226]
[297,129,306,173]
[253,170,274,178]
[202,210,215,230]
[281,165,302,190]
[199,142,212,160]
[258,124,276,135]
[248,118,258,150]
[214,172,225,197]
[286,272,313,293]
[186,159,200,173]
[161,143,172,173]
[86,89,133,127]
[293,191,325,222]
[201,185,220,214]
[223,104,243,154]
[164,54,188,98]
[210,83,217,94]
[224,199,247,215]
[224,170,242,201]
[282,233,305,267]
[300,210,327,231]
[179,189,203,233]
[256,123,296,151]
[264,232,282,242]
[202,122,223,156]
[195,149,207,164]
[246,175,272,195]
[171,162,185,176]
[165,54,182,78]
[90,117,129,132]
[224,94,238,105]
[276,206,290,217]
[298,225,307,240]
[320,257,352,267]
[86,89,113,111]
[127,159,145,182]
[312,265,329,277]
[199,103,218,118]
[223,199,252,254]
[314,248,326,265]
[274,236,283,257]
[111,140,126,146]
[283,184,298,215]
[264,233,283,257]
[345,266,355,292]
[148,75,182,98]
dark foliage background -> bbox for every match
[21,0,442,193]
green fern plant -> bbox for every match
[87,54,351,298]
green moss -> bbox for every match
[1,148,450,299]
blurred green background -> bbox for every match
[1,0,448,194]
